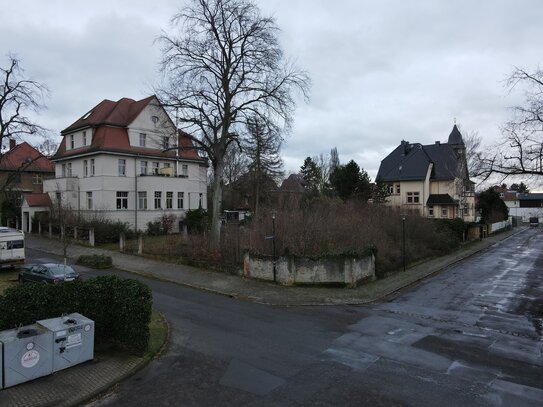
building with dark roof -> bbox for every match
[376,125,475,221]
[33,96,208,232]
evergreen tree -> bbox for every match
[300,157,322,196]
[330,160,371,201]
[476,188,508,223]
[244,116,283,217]
[510,182,529,193]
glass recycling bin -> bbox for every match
[37,313,95,372]
[0,324,53,388]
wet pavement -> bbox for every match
[85,228,543,406]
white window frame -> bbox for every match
[83,160,88,177]
[139,133,146,147]
[67,163,72,177]
[428,205,434,217]
[152,162,159,175]
[116,191,129,209]
[163,137,170,150]
[83,131,87,146]
[138,191,147,210]
[154,191,162,209]
[86,191,93,209]
[90,159,95,176]
[70,134,74,149]
[177,192,184,209]
[407,192,420,204]
[118,159,126,176]
[441,207,448,218]
[181,164,188,177]
[166,191,173,209]
[140,161,148,175]
[32,174,43,185]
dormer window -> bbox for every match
[83,131,87,146]
[81,110,92,120]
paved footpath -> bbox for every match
[27,227,526,306]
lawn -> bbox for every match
[0,269,19,295]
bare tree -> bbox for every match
[0,54,49,157]
[36,135,59,157]
[222,142,248,185]
[463,130,482,177]
[476,67,543,180]
[243,115,283,217]
[157,0,309,247]
[313,152,331,194]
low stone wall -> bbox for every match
[243,253,375,287]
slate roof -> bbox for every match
[426,194,456,205]
[376,126,465,182]
[53,96,204,163]
[0,142,55,173]
[447,124,464,146]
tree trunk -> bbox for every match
[210,159,224,249]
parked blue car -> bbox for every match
[19,263,80,284]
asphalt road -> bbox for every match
[27,228,543,406]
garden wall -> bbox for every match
[243,253,375,287]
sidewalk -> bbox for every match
[26,227,527,306]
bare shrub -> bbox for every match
[140,198,460,276]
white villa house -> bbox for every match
[34,95,207,232]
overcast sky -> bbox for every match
[1,0,542,182]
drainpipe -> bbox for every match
[135,156,138,231]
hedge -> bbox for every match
[0,275,152,355]
[76,254,113,269]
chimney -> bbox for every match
[9,139,16,150]
[435,141,440,145]
[401,140,411,155]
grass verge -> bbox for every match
[0,269,19,295]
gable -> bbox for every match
[0,142,55,173]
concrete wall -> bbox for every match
[243,253,375,287]
[490,219,512,234]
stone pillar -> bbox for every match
[89,228,95,247]
[48,222,52,238]
[119,233,126,252]
[138,234,143,255]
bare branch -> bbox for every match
[155,0,310,246]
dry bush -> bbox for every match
[245,198,459,276]
[138,198,460,276]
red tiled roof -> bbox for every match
[62,96,155,133]
[23,193,52,207]
[0,142,55,173]
[54,96,205,163]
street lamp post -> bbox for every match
[401,213,407,272]
[271,210,277,282]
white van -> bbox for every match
[0,227,25,268]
